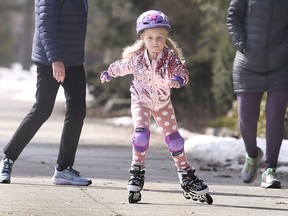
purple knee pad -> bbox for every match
[165,132,184,155]
[132,128,150,152]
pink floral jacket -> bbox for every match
[107,46,189,110]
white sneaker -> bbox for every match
[261,168,281,189]
[51,167,92,186]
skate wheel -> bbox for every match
[192,197,199,201]
[183,191,191,200]
[183,191,213,205]
[183,191,199,201]
[128,192,141,203]
[205,193,213,205]
[198,197,206,203]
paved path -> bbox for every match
[0,97,287,216]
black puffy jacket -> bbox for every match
[31,0,88,66]
[227,0,288,73]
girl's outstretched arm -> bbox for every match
[100,70,114,83]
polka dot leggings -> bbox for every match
[131,101,191,171]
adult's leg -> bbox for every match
[237,92,263,158]
[265,89,288,168]
[56,65,86,169]
[4,63,59,161]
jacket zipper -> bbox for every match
[150,60,157,110]
[266,1,274,69]
[83,0,88,12]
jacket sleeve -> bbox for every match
[107,58,133,78]
[168,51,189,86]
[226,0,247,52]
[37,0,64,62]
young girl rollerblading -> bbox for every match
[100,10,212,204]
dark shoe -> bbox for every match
[127,164,145,192]
[178,168,209,195]
[0,157,14,183]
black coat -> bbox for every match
[31,0,88,66]
[227,0,288,92]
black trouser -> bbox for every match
[4,63,86,168]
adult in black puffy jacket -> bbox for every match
[227,0,288,189]
[0,0,92,186]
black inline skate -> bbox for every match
[178,168,213,205]
[127,164,145,203]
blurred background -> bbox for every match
[1,0,285,138]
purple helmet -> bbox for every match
[136,10,171,35]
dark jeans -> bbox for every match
[4,63,86,168]
[237,90,288,168]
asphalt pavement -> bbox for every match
[0,97,287,216]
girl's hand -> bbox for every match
[100,70,113,83]
[52,61,65,83]
[168,79,181,88]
